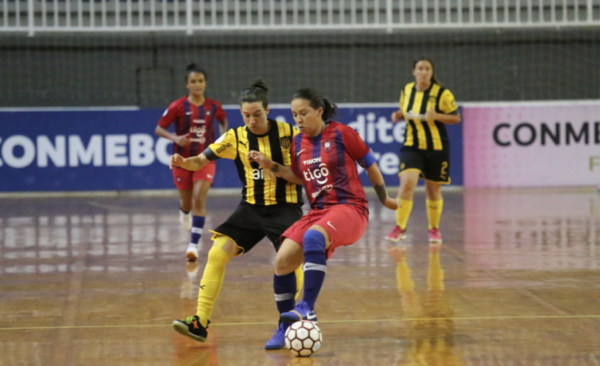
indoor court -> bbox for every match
[2,0,599,364]
[1,188,599,365]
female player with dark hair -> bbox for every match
[249,88,398,337]
[170,79,304,350]
[385,57,460,244]
[155,63,228,261]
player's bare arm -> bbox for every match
[424,110,461,124]
[366,163,399,210]
[219,119,229,136]
[248,150,304,186]
[155,125,190,147]
[169,153,210,171]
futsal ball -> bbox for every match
[284,320,323,357]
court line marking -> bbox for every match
[1,314,599,331]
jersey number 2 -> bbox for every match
[440,162,448,180]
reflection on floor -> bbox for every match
[1,188,600,366]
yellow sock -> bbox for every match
[426,199,443,230]
[396,199,414,230]
[294,264,304,300]
[197,238,232,327]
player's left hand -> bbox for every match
[425,110,439,120]
[383,196,399,210]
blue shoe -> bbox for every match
[280,301,318,323]
[264,322,287,350]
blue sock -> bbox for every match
[302,229,327,310]
[190,216,205,245]
[274,272,296,323]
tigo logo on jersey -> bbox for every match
[303,163,329,184]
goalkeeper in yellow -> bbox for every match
[171,79,304,350]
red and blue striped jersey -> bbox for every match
[291,121,370,212]
[158,96,226,158]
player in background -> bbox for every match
[249,88,398,336]
[170,79,304,350]
[155,63,228,261]
[385,57,460,244]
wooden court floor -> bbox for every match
[1,188,599,366]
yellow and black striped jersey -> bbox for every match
[399,82,458,151]
[205,119,303,206]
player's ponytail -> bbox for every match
[292,88,338,122]
[185,63,208,82]
[412,56,440,85]
[240,79,269,108]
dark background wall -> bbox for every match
[1,28,599,107]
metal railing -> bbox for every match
[1,0,599,34]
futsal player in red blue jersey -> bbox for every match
[155,63,228,261]
[249,88,398,340]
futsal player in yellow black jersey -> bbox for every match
[170,79,304,350]
[385,57,461,244]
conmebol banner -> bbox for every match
[0,105,463,192]
[463,101,600,188]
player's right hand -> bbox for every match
[175,135,190,147]
[169,154,186,170]
[391,110,403,123]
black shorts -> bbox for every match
[399,147,451,184]
[210,201,303,254]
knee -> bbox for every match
[192,197,206,211]
[426,184,442,200]
[211,237,237,258]
[400,179,417,193]
[303,229,326,253]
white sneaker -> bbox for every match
[186,244,198,261]
[179,210,192,231]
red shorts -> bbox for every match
[282,204,368,259]
[172,162,216,190]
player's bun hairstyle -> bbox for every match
[240,79,269,108]
[185,63,207,82]
[292,88,337,122]
[412,56,440,85]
